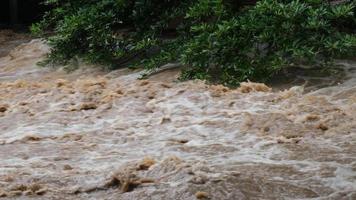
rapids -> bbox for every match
[0,34,355,199]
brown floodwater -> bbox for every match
[0,33,355,200]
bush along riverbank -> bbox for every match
[32,0,356,86]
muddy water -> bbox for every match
[0,38,355,200]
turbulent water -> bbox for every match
[0,34,355,199]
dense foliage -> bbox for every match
[33,0,356,86]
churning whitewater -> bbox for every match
[0,36,355,199]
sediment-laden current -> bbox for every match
[0,36,355,199]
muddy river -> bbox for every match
[0,31,355,199]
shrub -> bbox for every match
[33,0,356,86]
[180,0,356,85]
[32,0,192,66]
